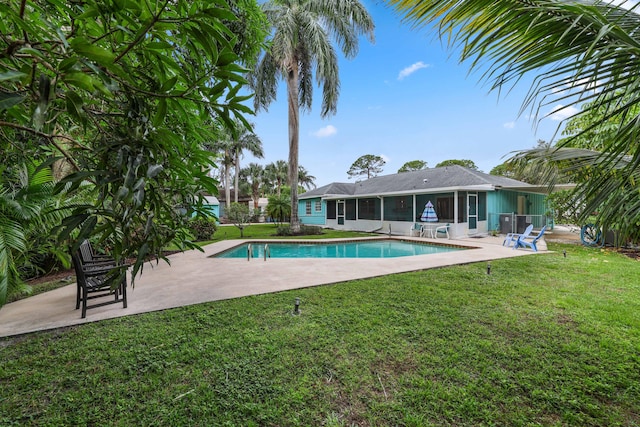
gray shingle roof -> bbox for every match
[300,165,535,199]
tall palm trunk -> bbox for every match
[287,66,300,231]
[224,151,232,214]
[234,148,240,203]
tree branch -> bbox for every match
[0,121,81,172]
[113,0,171,64]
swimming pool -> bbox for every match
[213,239,464,259]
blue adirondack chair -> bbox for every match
[503,224,534,247]
[514,225,548,251]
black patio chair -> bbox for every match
[79,239,116,265]
[71,248,128,318]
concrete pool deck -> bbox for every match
[0,235,550,338]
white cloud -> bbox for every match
[312,125,337,138]
[398,61,431,80]
[503,121,516,129]
[548,104,580,121]
[552,78,601,96]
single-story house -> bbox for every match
[299,165,564,238]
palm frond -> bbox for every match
[389,0,640,242]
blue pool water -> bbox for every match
[214,239,463,259]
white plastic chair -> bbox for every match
[409,223,424,237]
[434,223,450,239]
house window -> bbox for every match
[358,198,380,220]
[305,201,312,215]
[478,192,487,221]
[345,199,356,220]
[326,200,337,219]
[457,192,467,223]
[435,197,453,222]
[383,196,413,221]
[315,200,322,212]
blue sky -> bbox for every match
[242,0,588,186]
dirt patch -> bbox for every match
[25,250,183,287]
[615,247,640,261]
[26,269,75,286]
[546,230,640,260]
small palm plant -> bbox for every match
[266,194,291,226]
[0,163,55,305]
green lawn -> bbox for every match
[1,241,639,426]
[209,222,378,241]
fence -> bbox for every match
[488,213,548,235]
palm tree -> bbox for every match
[266,193,291,225]
[231,122,264,203]
[0,164,54,305]
[264,160,289,197]
[250,0,375,232]
[210,134,235,211]
[241,162,265,211]
[297,166,316,191]
[387,0,640,242]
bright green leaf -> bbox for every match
[69,38,116,65]
[153,98,167,127]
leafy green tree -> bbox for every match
[227,202,252,238]
[0,0,267,292]
[490,140,559,184]
[250,0,374,232]
[560,93,640,154]
[489,163,515,179]
[347,155,386,180]
[435,159,478,170]
[387,0,640,241]
[398,160,428,173]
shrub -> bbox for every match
[276,225,323,236]
[188,217,218,241]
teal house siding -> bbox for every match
[299,198,326,225]
[487,190,547,231]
